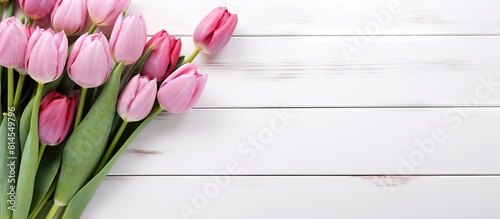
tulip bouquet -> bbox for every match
[0,0,238,218]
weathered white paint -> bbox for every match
[83,176,500,219]
[129,0,500,36]
[179,36,500,107]
[81,0,500,218]
[109,108,500,175]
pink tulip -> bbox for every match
[117,75,157,122]
[39,91,77,146]
[51,0,87,36]
[193,7,238,54]
[0,17,28,68]
[25,28,68,84]
[19,0,57,20]
[88,0,131,26]
[67,33,111,88]
[109,14,147,65]
[14,25,35,74]
[141,30,182,81]
[157,64,207,113]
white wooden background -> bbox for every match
[82,0,500,218]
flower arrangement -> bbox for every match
[0,0,238,218]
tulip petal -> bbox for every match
[69,40,110,87]
[158,75,197,113]
[27,34,58,83]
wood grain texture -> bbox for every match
[178,36,500,107]
[109,109,500,175]
[128,0,500,36]
[83,176,500,219]
[88,0,500,218]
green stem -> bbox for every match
[27,18,34,26]
[73,88,88,130]
[183,49,200,64]
[7,68,14,109]
[93,121,128,175]
[0,3,4,21]
[14,74,26,108]
[29,180,57,219]
[152,106,163,117]
[6,0,14,18]
[45,203,60,219]
[38,144,46,165]
[88,24,98,34]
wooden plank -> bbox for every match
[83,176,500,219]
[174,36,500,107]
[109,108,500,175]
[130,0,500,36]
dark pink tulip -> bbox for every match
[0,17,28,68]
[67,33,111,88]
[109,14,147,65]
[88,0,131,26]
[25,28,68,84]
[117,75,157,122]
[39,91,77,146]
[51,0,87,36]
[157,64,207,113]
[141,30,182,81]
[193,7,238,54]
[19,0,57,20]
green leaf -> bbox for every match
[61,107,163,219]
[28,146,62,218]
[54,62,124,206]
[13,84,44,219]
[0,114,12,219]
[174,55,185,71]
[121,44,155,90]
[19,97,34,154]
[34,199,54,219]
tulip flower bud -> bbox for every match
[109,14,147,65]
[141,30,182,81]
[39,91,77,146]
[88,0,131,26]
[67,33,111,88]
[157,63,207,113]
[51,0,87,36]
[25,28,68,84]
[0,17,28,68]
[19,0,57,20]
[117,75,157,122]
[194,7,238,54]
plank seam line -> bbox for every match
[106,174,500,177]
[191,106,500,110]
[148,34,500,38]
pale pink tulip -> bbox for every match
[25,28,68,84]
[157,64,207,113]
[51,0,87,36]
[87,0,131,26]
[19,0,57,20]
[39,91,77,146]
[141,30,181,81]
[109,14,147,65]
[15,25,35,74]
[0,17,28,68]
[67,33,111,88]
[117,75,157,122]
[193,7,238,54]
